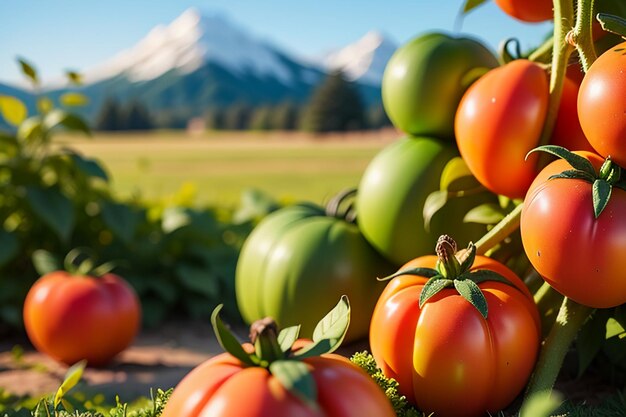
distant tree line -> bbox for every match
[93,71,391,132]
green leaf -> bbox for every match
[66,151,109,181]
[65,70,83,85]
[463,203,505,225]
[597,13,626,38]
[548,169,596,183]
[292,338,334,359]
[54,359,87,409]
[0,95,28,126]
[519,390,563,417]
[43,109,91,136]
[607,318,626,339]
[419,277,454,308]
[454,279,488,319]
[311,295,350,353]
[162,207,192,233]
[527,145,596,176]
[269,360,318,409]
[458,242,476,273]
[17,116,43,142]
[175,263,219,299]
[60,92,89,107]
[100,201,138,244]
[592,179,612,218]
[26,186,75,242]
[577,311,609,377]
[462,0,488,14]
[278,325,301,352]
[439,157,481,192]
[37,97,54,114]
[211,304,255,366]
[423,190,449,232]
[17,58,38,85]
[379,267,439,281]
[0,229,19,268]
[32,249,61,275]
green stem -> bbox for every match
[528,36,555,63]
[524,297,593,399]
[572,0,598,72]
[475,203,523,256]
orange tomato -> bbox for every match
[493,0,553,22]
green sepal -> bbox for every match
[211,304,256,366]
[418,276,454,308]
[292,338,334,359]
[458,242,476,274]
[269,360,318,410]
[548,169,596,183]
[454,279,488,319]
[378,267,439,281]
[278,325,301,353]
[467,269,516,287]
[592,180,612,218]
[527,145,596,176]
[597,13,626,39]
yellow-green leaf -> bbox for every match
[17,58,38,85]
[60,92,89,107]
[0,95,28,126]
[37,97,54,114]
[54,359,87,408]
[66,70,83,85]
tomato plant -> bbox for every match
[369,236,540,417]
[578,41,626,168]
[455,59,549,198]
[551,75,595,152]
[382,32,498,140]
[235,191,393,342]
[23,251,141,366]
[163,298,395,417]
[521,146,626,308]
[356,136,494,266]
[493,0,553,22]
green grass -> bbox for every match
[56,130,396,208]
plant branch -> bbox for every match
[475,203,522,256]
[571,0,598,72]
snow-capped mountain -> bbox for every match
[321,31,397,86]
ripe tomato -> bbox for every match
[578,42,626,168]
[493,0,553,22]
[23,271,141,366]
[235,199,393,342]
[455,59,549,198]
[551,76,595,153]
[370,247,540,417]
[382,32,498,140]
[162,351,394,417]
[521,152,626,308]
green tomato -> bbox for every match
[382,32,498,140]
[235,202,393,342]
[357,136,495,265]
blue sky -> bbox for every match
[0,0,552,85]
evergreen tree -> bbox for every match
[205,107,225,130]
[94,98,123,131]
[223,102,252,130]
[123,100,153,130]
[300,71,366,133]
[367,104,392,129]
[249,106,273,130]
[270,101,300,131]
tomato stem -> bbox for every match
[524,297,594,400]
[475,203,522,255]
[571,0,598,72]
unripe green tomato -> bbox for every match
[382,32,498,140]
[356,137,494,266]
[235,203,393,342]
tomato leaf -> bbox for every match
[310,295,350,353]
[100,200,138,244]
[462,0,488,14]
[176,263,218,299]
[17,116,43,142]
[0,95,28,126]
[592,179,612,218]
[597,13,626,39]
[548,169,596,183]
[423,190,449,232]
[65,150,109,181]
[607,318,626,339]
[454,279,488,319]
[25,186,75,243]
[17,58,38,85]
[0,229,19,268]
[463,203,505,225]
[379,267,439,281]
[43,109,91,136]
[54,359,87,409]
[66,70,83,85]
[527,145,596,177]
[278,325,301,353]
[32,250,61,275]
[269,360,318,409]
[291,338,333,359]
[211,304,256,366]
[419,277,454,308]
[577,310,609,377]
[467,269,515,288]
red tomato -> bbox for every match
[493,0,553,22]
[162,348,395,417]
[551,76,595,153]
[578,42,626,168]
[370,255,540,417]
[23,271,141,366]
[455,59,549,198]
[521,152,626,308]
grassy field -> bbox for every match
[56,129,398,208]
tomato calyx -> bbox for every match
[380,235,514,319]
[527,145,626,218]
[211,296,351,407]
